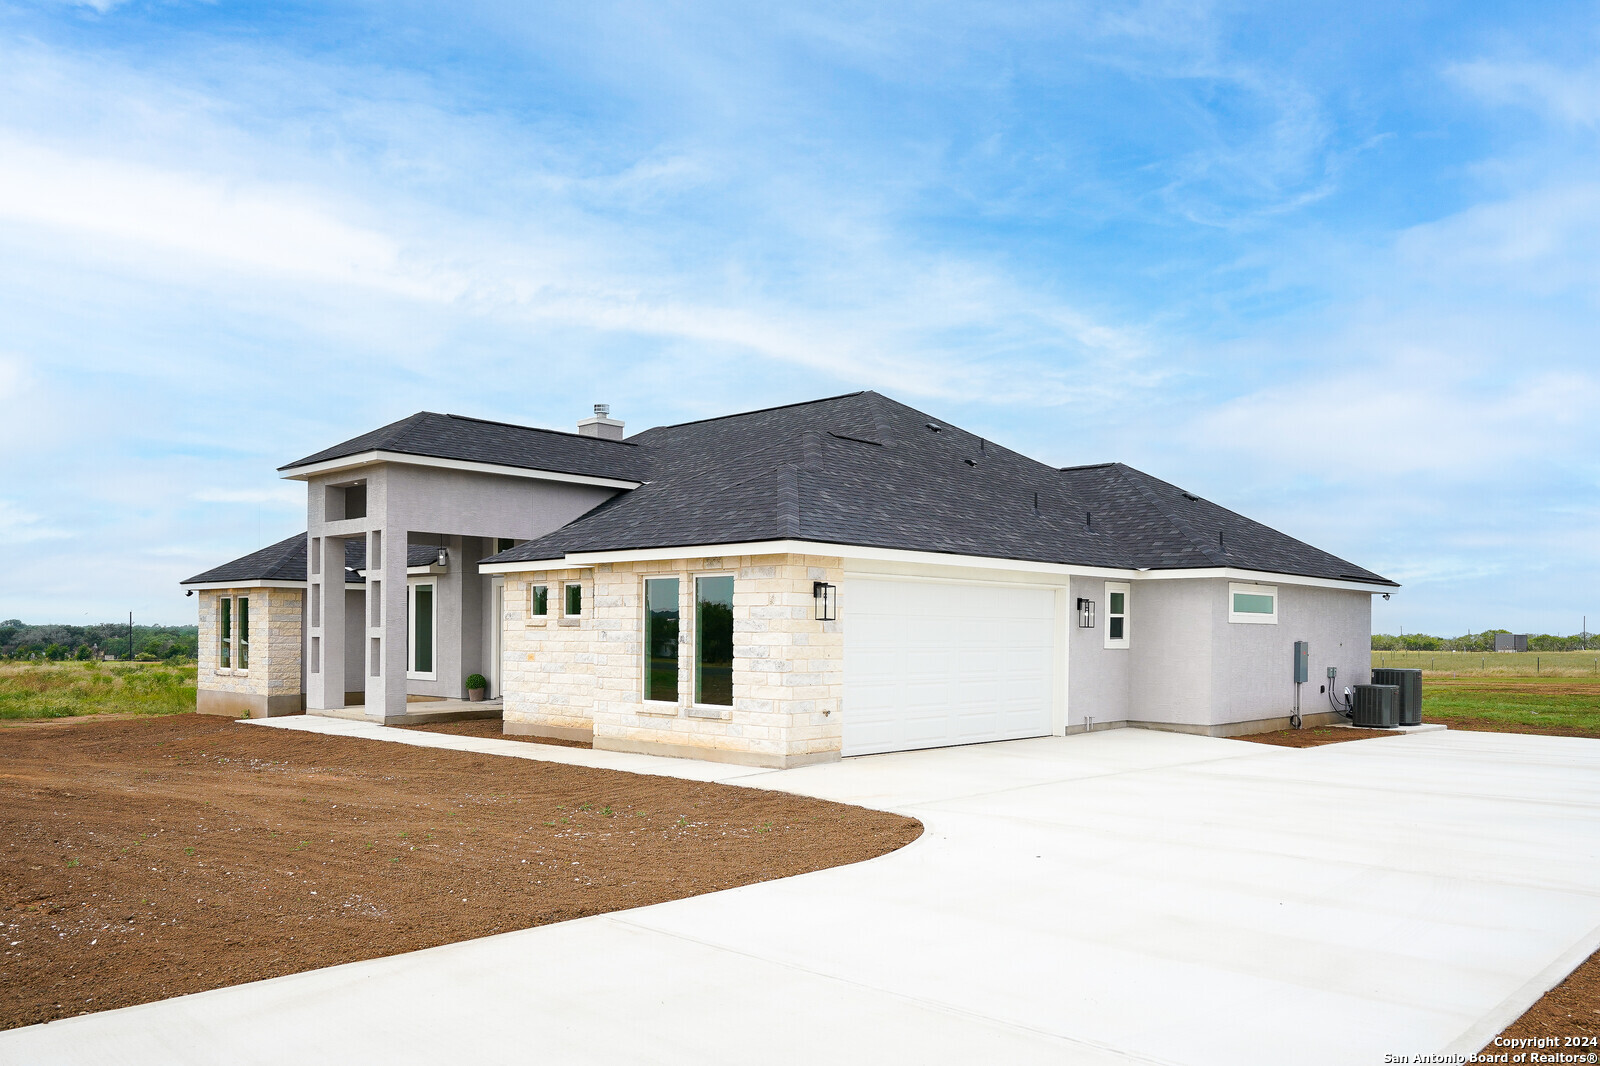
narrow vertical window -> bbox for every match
[1104,582,1130,649]
[408,582,435,678]
[237,597,250,670]
[564,582,582,617]
[370,580,382,626]
[311,582,322,628]
[371,637,382,677]
[310,635,321,674]
[369,530,382,570]
[310,537,321,576]
[530,585,548,616]
[219,597,232,669]
[644,577,679,702]
[695,576,734,706]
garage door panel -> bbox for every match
[843,578,1057,757]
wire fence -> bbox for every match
[1370,649,1600,678]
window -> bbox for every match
[564,582,583,617]
[1229,582,1278,624]
[408,580,436,679]
[1104,582,1130,649]
[219,597,232,669]
[695,576,734,706]
[529,584,548,617]
[497,538,516,553]
[217,596,250,671]
[237,597,250,670]
[644,577,679,703]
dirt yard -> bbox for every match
[0,714,921,1030]
[1232,726,1406,748]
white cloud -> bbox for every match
[192,487,305,508]
[1450,58,1600,128]
[0,500,71,544]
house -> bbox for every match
[181,391,1396,766]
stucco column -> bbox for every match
[363,525,411,721]
[306,534,346,710]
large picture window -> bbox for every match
[644,577,679,703]
[408,580,436,679]
[695,576,734,706]
[1104,581,1130,649]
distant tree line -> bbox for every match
[0,620,199,661]
[1372,629,1596,652]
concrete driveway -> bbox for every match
[4,724,1599,1065]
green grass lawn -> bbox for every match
[0,661,197,721]
[1374,649,1600,677]
[1421,677,1600,738]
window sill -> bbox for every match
[557,617,581,627]
[687,704,731,720]
[1228,616,1278,625]
[638,701,680,717]
[525,617,548,627]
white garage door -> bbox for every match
[842,578,1057,757]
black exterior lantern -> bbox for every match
[814,581,838,621]
[1077,597,1096,628]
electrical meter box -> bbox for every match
[1293,641,1309,684]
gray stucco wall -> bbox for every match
[1066,575,1130,727]
[1067,575,1375,731]
[343,587,366,698]
[1128,579,1216,727]
[1209,580,1371,726]
[305,461,621,716]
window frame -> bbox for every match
[1103,581,1130,650]
[642,575,681,706]
[529,584,549,618]
[219,595,233,670]
[406,578,438,681]
[692,573,735,710]
[563,582,583,618]
[1228,581,1279,625]
[236,596,250,671]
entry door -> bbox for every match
[842,578,1056,756]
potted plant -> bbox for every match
[465,674,488,702]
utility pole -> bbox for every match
[128,612,134,661]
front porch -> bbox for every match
[310,695,504,727]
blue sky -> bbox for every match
[1,1,1595,633]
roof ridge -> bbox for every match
[1110,463,1229,566]
[443,412,641,447]
[645,391,867,432]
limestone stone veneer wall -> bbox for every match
[501,553,843,768]
[196,587,305,718]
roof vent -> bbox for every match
[578,404,625,441]
[1182,492,1199,502]
[963,458,977,467]
[925,422,942,433]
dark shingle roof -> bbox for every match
[278,412,650,483]
[182,534,449,586]
[487,391,1394,586]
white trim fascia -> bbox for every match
[477,539,1399,594]
[182,579,308,591]
[280,450,642,490]
[478,539,1134,578]
[1133,567,1394,593]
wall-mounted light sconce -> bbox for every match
[1077,597,1096,628]
[814,581,838,621]
[436,547,449,567]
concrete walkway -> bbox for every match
[5,721,1599,1065]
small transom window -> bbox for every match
[1228,582,1278,624]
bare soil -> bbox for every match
[0,714,920,1030]
[1429,715,1600,741]
[1494,947,1600,1048]
[398,717,590,748]
[1232,726,1405,748]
